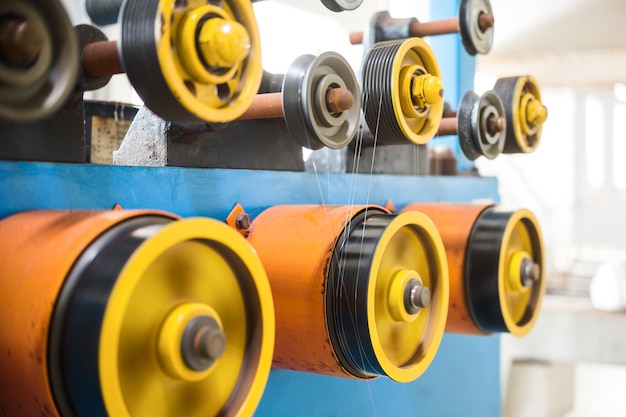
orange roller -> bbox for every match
[0,210,275,417]
[0,210,172,417]
[402,203,545,336]
[247,204,449,383]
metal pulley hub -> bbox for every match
[459,0,494,55]
[282,52,360,150]
[0,0,78,121]
[362,38,444,145]
[458,90,506,160]
[494,75,548,153]
[120,0,262,124]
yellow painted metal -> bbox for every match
[411,73,444,109]
[520,93,548,135]
[367,211,449,383]
[509,75,546,152]
[498,209,546,336]
[157,302,225,382]
[391,38,444,144]
[507,250,532,293]
[98,218,275,417]
[387,269,423,323]
[156,0,262,122]
[198,18,251,68]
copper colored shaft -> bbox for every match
[349,18,459,45]
[410,18,459,37]
[349,13,494,45]
[437,117,457,136]
[238,87,354,121]
[81,40,123,78]
[238,93,284,120]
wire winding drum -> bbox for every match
[247,205,449,382]
[119,0,262,124]
[402,203,546,336]
[362,38,444,145]
[0,0,78,121]
[0,210,274,417]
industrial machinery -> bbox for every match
[402,203,546,336]
[0,0,549,415]
[246,205,448,382]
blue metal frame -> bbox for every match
[0,161,501,417]
[430,0,476,173]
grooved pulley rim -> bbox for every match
[361,38,443,145]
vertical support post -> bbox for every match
[429,0,476,172]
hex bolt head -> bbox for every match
[520,257,540,288]
[235,213,251,230]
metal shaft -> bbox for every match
[81,40,123,78]
[349,13,494,45]
[437,117,458,136]
[238,87,354,121]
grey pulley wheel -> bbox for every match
[283,52,361,150]
[0,0,78,122]
[458,90,506,161]
[459,0,494,55]
[321,0,364,12]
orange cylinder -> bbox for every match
[0,209,276,417]
[402,203,546,336]
[0,210,175,417]
[247,204,449,382]
[403,203,491,334]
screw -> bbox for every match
[235,213,251,230]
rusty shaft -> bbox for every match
[238,87,354,121]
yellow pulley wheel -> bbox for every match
[493,75,548,153]
[465,208,546,336]
[327,210,449,382]
[119,0,262,124]
[50,216,274,417]
[362,38,444,145]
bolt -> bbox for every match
[411,74,444,109]
[0,18,44,67]
[478,12,495,32]
[486,114,506,136]
[404,279,431,314]
[198,18,250,68]
[526,99,548,126]
[326,87,354,114]
[235,213,251,230]
[196,326,227,361]
[520,257,540,288]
